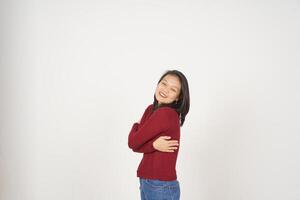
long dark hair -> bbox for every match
[152,70,190,127]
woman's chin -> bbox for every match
[158,101,170,105]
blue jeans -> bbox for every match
[139,178,180,200]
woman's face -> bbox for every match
[155,74,181,105]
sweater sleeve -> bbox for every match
[131,136,157,153]
[128,108,174,150]
[139,104,152,124]
[129,104,157,153]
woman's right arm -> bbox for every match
[130,135,179,153]
[130,137,158,153]
[128,106,179,153]
[128,108,175,150]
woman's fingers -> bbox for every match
[167,141,179,146]
[160,136,171,139]
[168,140,179,144]
[157,136,179,152]
[163,149,175,152]
[161,137,178,144]
[167,139,178,142]
[163,147,178,152]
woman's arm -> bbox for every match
[138,104,152,125]
[130,135,179,154]
[128,107,176,150]
[130,137,157,153]
[128,104,156,153]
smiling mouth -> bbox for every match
[159,91,167,98]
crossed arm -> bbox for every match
[130,128,159,153]
[128,106,173,153]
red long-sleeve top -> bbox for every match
[128,104,180,181]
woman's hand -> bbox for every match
[153,136,179,152]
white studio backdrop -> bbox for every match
[1,0,299,200]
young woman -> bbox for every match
[128,70,190,200]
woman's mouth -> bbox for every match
[159,91,167,98]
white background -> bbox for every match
[1,0,300,199]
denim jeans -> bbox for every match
[139,178,180,200]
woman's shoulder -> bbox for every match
[145,103,178,118]
[144,104,153,114]
[154,105,179,119]
[147,103,154,110]
[155,107,180,128]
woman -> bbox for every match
[128,69,190,200]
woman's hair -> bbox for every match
[152,69,190,127]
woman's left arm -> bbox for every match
[130,137,157,153]
[128,108,176,150]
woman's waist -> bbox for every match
[140,153,178,168]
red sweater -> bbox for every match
[128,104,181,181]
